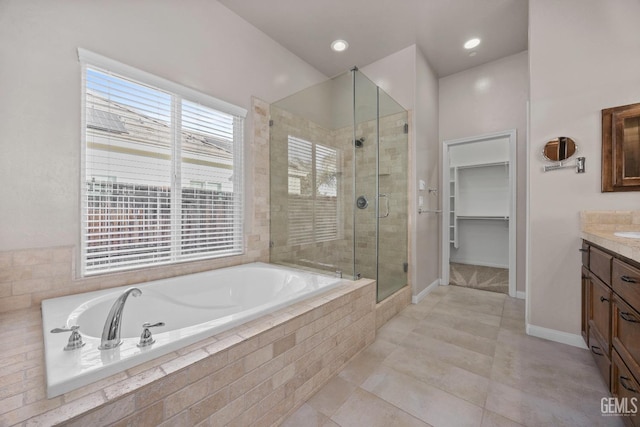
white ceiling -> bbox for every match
[218,0,529,78]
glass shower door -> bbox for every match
[352,70,408,301]
[376,87,408,301]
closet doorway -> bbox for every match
[441,130,516,297]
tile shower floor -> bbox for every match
[281,285,622,427]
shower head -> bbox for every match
[355,137,365,148]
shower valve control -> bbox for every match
[356,196,368,209]
[137,321,165,348]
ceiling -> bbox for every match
[218,0,528,78]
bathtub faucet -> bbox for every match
[99,287,142,350]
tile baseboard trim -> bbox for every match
[516,291,526,299]
[526,323,587,349]
[412,278,441,304]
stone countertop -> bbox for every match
[581,210,640,263]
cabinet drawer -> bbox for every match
[590,328,611,390]
[613,296,640,376]
[613,259,640,310]
[590,246,613,286]
[581,241,590,267]
[590,274,612,346]
[612,350,640,426]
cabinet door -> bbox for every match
[590,328,612,390]
[582,266,590,345]
[589,274,612,348]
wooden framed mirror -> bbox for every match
[602,102,640,192]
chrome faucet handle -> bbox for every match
[51,325,85,351]
[137,322,165,348]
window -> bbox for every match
[287,136,339,245]
[79,49,245,276]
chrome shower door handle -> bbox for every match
[379,194,389,218]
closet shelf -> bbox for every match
[457,215,509,220]
[455,161,508,170]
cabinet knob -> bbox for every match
[621,275,638,284]
[590,345,604,356]
[600,296,610,303]
[579,248,588,253]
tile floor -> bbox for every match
[449,263,509,295]
[281,285,624,427]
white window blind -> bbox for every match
[80,50,245,275]
[287,136,338,245]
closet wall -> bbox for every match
[449,137,509,268]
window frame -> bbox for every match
[78,49,246,276]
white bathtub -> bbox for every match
[41,262,343,398]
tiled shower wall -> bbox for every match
[0,98,271,313]
[270,105,408,296]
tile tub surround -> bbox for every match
[374,284,411,330]
[0,278,376,426]
[581,210,640,263]
[0,97,271,314]
[282,285,621,427]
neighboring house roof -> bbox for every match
[86,91,233,162]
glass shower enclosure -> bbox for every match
[269,69,408,302]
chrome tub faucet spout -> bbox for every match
[99,287,142,350]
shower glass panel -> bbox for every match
[269,69,408,303]
[353,71,379,289]
[269,72,354,277]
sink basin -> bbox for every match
[614,231,640,239]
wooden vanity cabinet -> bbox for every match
[583,240,640,420]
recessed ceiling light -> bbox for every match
[331,39,349,52]
[464,38,481,49]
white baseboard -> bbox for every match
[412,278,441,304]
[526,324,587,349]
[516,291,526,300]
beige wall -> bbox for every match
[414,48,441,296]
[528,0,640,334]
[0,0,326,252]
[439,51,529,294]
[362,45,441,297]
